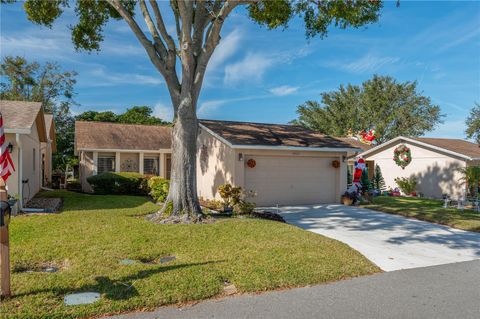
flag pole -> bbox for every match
[0,177,10,298]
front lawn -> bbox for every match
[362,196,480,232]
[2,191,379,319]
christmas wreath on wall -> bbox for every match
[393,144,411,169]
[247,159,256,168]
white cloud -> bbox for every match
[154,102,174,121]
[269,85,299,96]
[197,100,228,117]
[427,120,466,139]
[339,53,400,74]
[85,68,163,86]
[207,29,242,72]
[224,53,274,85]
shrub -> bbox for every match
[394,176,417,195]
[147,177,170,203]
[199,197,224,211]
[234,201,256,214]
[87,172,149,195]
[218,184,243,209]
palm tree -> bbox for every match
[457,166,480,199]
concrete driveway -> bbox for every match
[276,204,480,271]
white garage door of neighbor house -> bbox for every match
[244,155,337,206]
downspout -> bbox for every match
[16,133,23,210]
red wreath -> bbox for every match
[332,160,340,168]
[393,144,412,169]
[247,159,256,168]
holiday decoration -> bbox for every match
[246,159,256,168]
[393,144,412,169]
[357,128,377,145]
[348,157,366,194]
[332,160,340,168]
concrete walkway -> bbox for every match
[277,204,480,271]
[107,260,480,319]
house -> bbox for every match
[0,100,56,208]
[197,120,361,206]
[75,121,172,192]
[357,136,480,198]
[76,119,361,206]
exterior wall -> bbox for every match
[364,140,467,198]
[119,153,139,172]
[196,128,236,200]
[196,127,347,204]
[19,122,42,202]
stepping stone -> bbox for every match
[160,256,176,263]
[119,259,137,265]
[64,292,100,306]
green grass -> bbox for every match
[362,196,480,232]
[1,191,379,319]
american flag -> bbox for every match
[0,112,15,181]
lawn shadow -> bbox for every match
[278,204,480,256]
[13,260,223,301]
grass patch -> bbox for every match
[362,196,480,232]
[2,191,379,319]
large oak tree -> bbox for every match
[9,0,385,222]
[292,75,443,143]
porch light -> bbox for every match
[7,143,13,153]
[238,153,244,161]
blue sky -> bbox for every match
[1,1,479,139]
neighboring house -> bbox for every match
[75,121,172,192]
[40,114,56,186]
[197,120,361,206]
[0,100,56,208]
[358,136,480,199]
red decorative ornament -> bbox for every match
[332,160,340,168]
[247,159,256,168]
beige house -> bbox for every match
[358,136,480,199]
[75,121,172,192]
[197,120,361,206]
[0,100,56,208]
[75,119,361,206]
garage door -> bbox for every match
[244,155,337,206]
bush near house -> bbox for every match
[394,176,417,195]
[87,172,149,195]
[148,176,170,203]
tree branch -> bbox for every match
[149,0,177,53]
[138,0,168,60]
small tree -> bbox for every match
[371,164,386,191]
[457,166,480,199]
[465,102,480,144]
[360,169,371,193]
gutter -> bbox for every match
[15,133,23,210]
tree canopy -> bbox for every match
[76,106,170,125]
[0,55,77,170]
[292,75,443,143]
[465,102,480,144]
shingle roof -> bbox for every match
[0,100,42,130]
[412,137,480,159]
[75,121,171,151]
[200,119,360,149]
[336,137,374,152]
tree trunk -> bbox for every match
[148,95,203,223]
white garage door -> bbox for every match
[244,155,338,206]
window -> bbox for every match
[144,157,159,175]
[98,156,115,174]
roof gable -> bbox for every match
[75,121,171,152]
[44,114,56,152]
[360,136,480,160]
[0,100,47,142]
[200,119,361,151]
